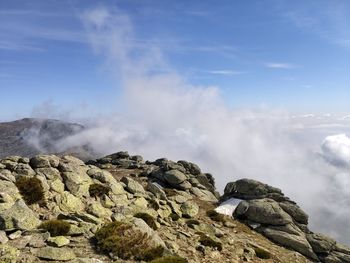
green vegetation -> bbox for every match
[134,212,158,230]
[254,247,272,259]
[149,255,188,263]
[95,221,164,260]
[199,234,223,251]
[40,220,71,236]
[206,209,227,223]
[15,176,45,205]
[89,183,110,197]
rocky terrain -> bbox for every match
[0,118,92,160]
[0,152,349,262]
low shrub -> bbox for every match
[254,247,271,259]
[15,176,45,205]
[150,255,188,263]
[89,183,110,197]
[134,213,158,230]
[199,234,222,251]
[40,220,71,236]
[206,209,227,223]
[95,221,163,260]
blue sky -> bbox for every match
[0,0,350,120]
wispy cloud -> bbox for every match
[264,62,296,69]
[206,70,244,76]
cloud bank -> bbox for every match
[27,6,350,245]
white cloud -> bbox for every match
[322,134,350,166]
[264,62,296,69]
[206,70,244,76]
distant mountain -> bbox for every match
[0,118,93,159]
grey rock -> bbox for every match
[279,201,309,224]
[36,247,76,261]
[259,226,318,260]
[121,177,145,194]
[147,182,167,200]
[177,160,201,175]
[0,231,8,244]
[164,170,187,185]
[0,200,41,231]
[307,233,336,254]
[180,201,199,218]
[234,199,293,225]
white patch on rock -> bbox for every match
[215,198,242,216]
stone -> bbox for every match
[30,155,60,168]
[190,187,218,202]
[0,200,41,231]
[147,182,167,200]
[50,178,65,193]
[164,170,187,185]
[0,244,19,263]
[0,231,8,244]
[36,247,76,261]
[234,199,293,225]
[35,167,61,180]
[259,226,318,260]
[28,233,47,248]
[0,170,15,182]
[61,169,92,197]
[87,202,112,219]
[307,233,336,254]
[130,218,165,248]
[177,160,201,175]
[121,177,145,194]
[180,201,199,218]
[47,236,70,247]
[68,258,104,263]
[58,192,85,213]
[223,178,283,200]
[8,230,21,240]
[279,201,309,224]
[13,164,35,177]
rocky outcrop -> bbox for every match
[223,178,350,262]
[0,152,348,262]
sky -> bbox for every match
[0,0,350,120]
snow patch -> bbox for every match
[215,198,242,216]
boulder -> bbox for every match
[47,236,70,247]
[307,233,336,254]
[181,201,199,218]
[259,226,318,260]
[147,182,167,200]
[177,160,201,175]
[121,177,145,194]
[36,247,76,261]
[58,192,85,213]
[0,200,41,231]
[224,179,283,201]
[164,170,187,185]
[234,199,292,226]
[279,201,309,224]
[30,155,60,168]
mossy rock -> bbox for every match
[149,255,188,263]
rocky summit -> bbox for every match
[0,152,349,263]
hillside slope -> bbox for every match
[0,152,349,262]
